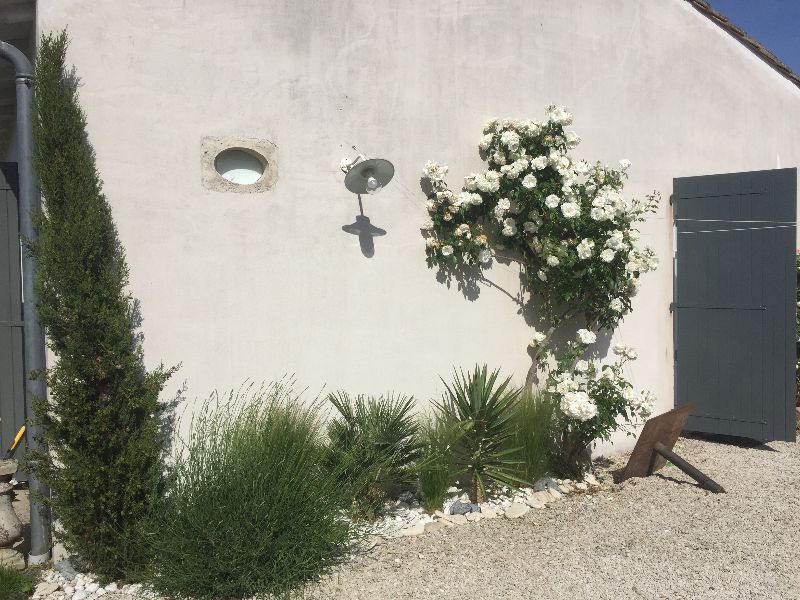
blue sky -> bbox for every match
[710,0,800,73]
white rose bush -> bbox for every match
[421,104,659,330]
[542,332,656,475]
[421,105,660,475]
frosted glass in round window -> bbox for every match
[214,149,266,185]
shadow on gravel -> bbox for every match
[682,431,779,452]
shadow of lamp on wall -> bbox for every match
[340,151,394,258]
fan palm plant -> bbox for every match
[326,391,422,519]
[435,365,524,503]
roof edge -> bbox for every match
[686,0,800,89]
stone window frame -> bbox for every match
[201,136,278,193]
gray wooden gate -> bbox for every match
[673,168,796,442]
[0,162,25,454]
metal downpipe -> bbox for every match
[0,39,52,565]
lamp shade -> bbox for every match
[344,158,395,194]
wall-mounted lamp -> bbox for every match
[341,153,395,195]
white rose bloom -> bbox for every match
[479,134,494,151]
[576,238,594,259]
[613,344,637,360]
[565,131,581,148]
[560,391,597,421]
[522,174,537,189]
[454,223,471,237]
[576,329,597,344]
[574,160,590,176]
[493,150,507,165]
[609,298,624,313]
[420,219,434,231]
[600,248,616,263]
[639,391,656,416]
[528,329,547,347]
[531,156,548,170]
[537,269,547,281]
[503,217,516,227]
[523,221,538,233]
[497,197,511,211]
[590,207,607,221]
[605,230,626,251]
[425,200,436,213]
[478,248,493,264]
[493,205,507,220]
[443,212,453,221]
[619,159,632,170]
[500,130,520,150]
[546,255,560,267]
[484,118,499,133]
[422,161,448,182]
[545,194,561,209]
[502,224,518,237]
[425,238,438,249]
[463,173,478,191]
[561,202,581,219]
[441,245,454,256]
[574,359,589,373]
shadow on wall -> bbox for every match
[415,175,614,388]
[341,194,386,258]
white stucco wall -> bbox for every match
[36,0,800,453]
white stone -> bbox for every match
[504,502,529,519]
[584,473,600,486]
[480,506,498,519]
[525,497,546,509]
[424,521,446,534]
[400,521,425,536]
[95,589,107,597]
[547,487,563,500]
[63,586,74,596]
[105,583,118,592]
[73,592,88,600]
[575,482,589,490]
[466,511,482,522]
[86,583,99,593]
[444,513,467,525]
[35,582,61,597]
[531,490,551,504]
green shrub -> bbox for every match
[27,31,175,580]
[435,365,524,503]
[139,383,357,599]
[326,392,422,519]
[506,390,555,484]
[417,416,461,512]
[0,566,33,598]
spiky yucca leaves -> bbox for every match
[26,31,175,579]
[436,365,524,503]
[326,392,422,519]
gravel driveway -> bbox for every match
[310,436,800,600]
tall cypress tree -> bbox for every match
[27,31,175,579]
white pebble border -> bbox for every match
[363,472,603,542]
[31,473,604,600]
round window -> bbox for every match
[214,148,266,185]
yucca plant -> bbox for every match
[326,392,422,519]
[435,365,524,503]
